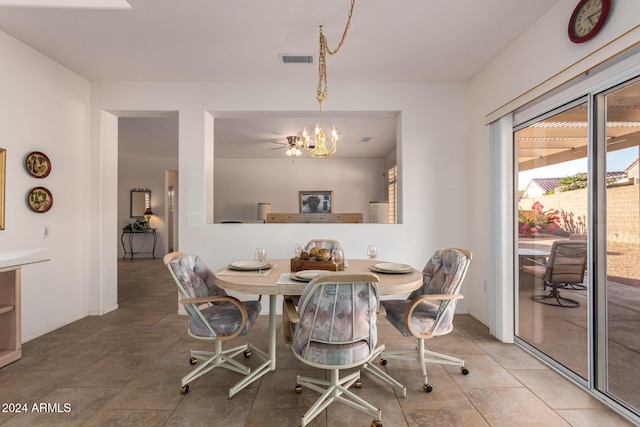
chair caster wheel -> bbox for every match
[461,367,469,375]
[380,358,387,366]
[295,384,302,393]
[189,357,197,365]
[180,384,189,394]
[423,384,433,393]
[243,350,252,357]
[371,420,382,427]
[355,379,362,388]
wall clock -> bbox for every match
[568,0,611,44]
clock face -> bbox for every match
[569,0,610,43]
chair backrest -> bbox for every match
[544,240,587,285]
[164,252,227,319]
[305,239,341,253]
[410,248,472,299]
[292,272,380,369]
[408,248,472,333]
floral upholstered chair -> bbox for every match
[284,272,386,427]
[163,252,267,398]
[304,238,341,253]
[380,248,473,393]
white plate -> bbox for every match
[370,262,413,273]
[291,270,328,282]
[228,261,272,271]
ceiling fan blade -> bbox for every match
[270,146,286,150]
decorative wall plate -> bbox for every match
[25,151,51,178]
[27,187,53,213]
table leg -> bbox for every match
[268,294,276,370]
[128,233,134,260]
[120,232,126,259]
[227,295,276,398]
[151,230,157,259]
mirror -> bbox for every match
[130,189,151,218]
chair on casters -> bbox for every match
[282,238,344,345]
[523,240,587,307]
[163,251,268,398]
[284,272,394,427]
[379,248,473,393]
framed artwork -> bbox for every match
[0,148,5,230]
[299,190,333,213]
[25,151,51,178]
[27,187,53,213]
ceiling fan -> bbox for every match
[270,136,304,156]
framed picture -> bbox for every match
[25,151,51,178]
[27,187,53,213]
[0,148,5,230]
[299,190,333,213]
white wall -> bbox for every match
[0,31,90,340]
[214,158,386,223]
[467,0,640,327]
[89,82,472,315]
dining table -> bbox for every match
[212,258,423,395]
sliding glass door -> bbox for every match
[601,79,640,411]
[514,75,640,419]
[515,100,590,381]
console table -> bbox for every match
[121,228,157,260]
[266,213,363,223]
[0,258,49,368]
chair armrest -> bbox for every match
[411,294,464,303]
[403,293,463,339]
[524,257,547,267]
[181,295,248,341]
[282,296,300,346]
[283,297,300,324]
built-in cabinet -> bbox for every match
[0,266,21,368]
[0,259,48,368]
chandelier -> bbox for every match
[302,0,355,158]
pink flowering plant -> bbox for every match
[518,201,560,236]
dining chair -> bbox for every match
[379,248,473,393]
[284,272,388,427]
[304,238,342,252]
[282,238,344,344]
[523,240,587,307]
[163,251,267,398]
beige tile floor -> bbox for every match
[0,259,634,426]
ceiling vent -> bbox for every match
[280,54,313,64]
[359,137,372,143]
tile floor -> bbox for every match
[0,259,634,426]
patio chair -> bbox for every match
[379,248,473,393]
[524,240,587,307]
[163,251,268,398]
[285,272,387,427]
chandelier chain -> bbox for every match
[316,0,355,107]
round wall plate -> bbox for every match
[25,151,52,178]
[27,187,53,213]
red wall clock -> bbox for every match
[568,0,611,44]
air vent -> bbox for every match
[280,54,313,64]
[359,137,372,143]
